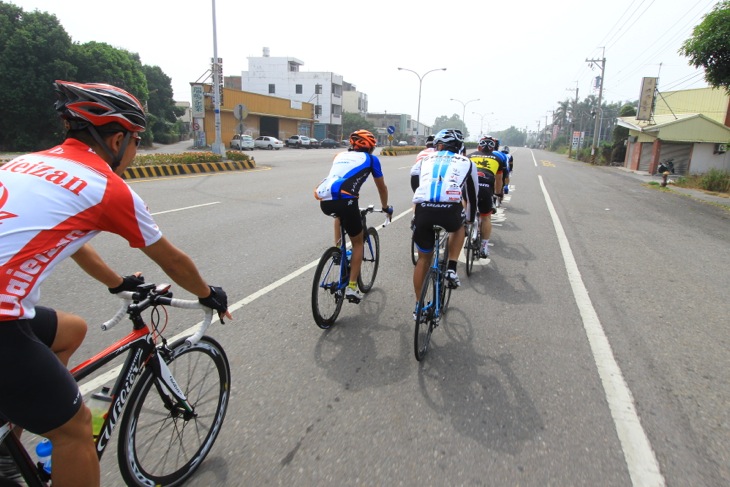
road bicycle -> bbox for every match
[0,282,231,486]
[414,225,452,361]
[464,215,482,276]
[311,205,389,329]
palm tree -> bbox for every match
[554,100,570,137]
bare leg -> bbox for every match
[43,405,100,487]
[413,250,433,301]
[52,311,87,366]
[448,226,465,263]
[348,231,364,285]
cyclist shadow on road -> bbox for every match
[417,307,543,454]
[464,257,541,306]
[313,288,411,392]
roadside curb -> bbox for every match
[122,159,256,180]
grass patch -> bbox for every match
[674,169,730,195]
[131,150,253,167]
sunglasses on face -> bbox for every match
[130,133,141,147]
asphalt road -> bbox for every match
[33,146,730,486]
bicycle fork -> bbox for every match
[151,346,196,419]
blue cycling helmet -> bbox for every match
[433,129,464,153]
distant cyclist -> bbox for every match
[0,80,231,487]
[315,129,393,303]
[501,145,513,195]
[467,136,505,258]
[410,129,478,314]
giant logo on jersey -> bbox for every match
[0,181,18,224]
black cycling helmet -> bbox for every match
[54,80,146,170]
[425,134,435,148]
[502,146,510,154]
[433,129,464,153]
[478,136,498,152]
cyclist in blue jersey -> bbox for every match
[410,129,478,315]
[315,130,393,303]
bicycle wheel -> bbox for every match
[465,224,475,277]
[358,227,379,293]
[118,336,231,487]
[438,235,452,313]
[414,268,438,361]
[312,247,345,329]
[410,232,418,266]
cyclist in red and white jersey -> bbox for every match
[0,81,231,487]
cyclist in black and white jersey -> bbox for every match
[410,129,478,314]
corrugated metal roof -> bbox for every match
[617,113,730,143]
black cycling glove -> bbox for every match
[199,286,229,321]
[108,274,145,294]
[382,205,394,216]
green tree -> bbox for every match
[0,2,76,150]
[342,112,375,137]
[142,65,184,143]
[432,114,469,139]
[680,0,730,93]
[71,41,147,97]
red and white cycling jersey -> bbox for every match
[0,139,162,321]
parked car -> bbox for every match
[320,138,339,148]
[230,134,254,150]
[397,140,408,146]
[309,137,321,148]
[254,136,284,150]
[286,135,311,148]
[340,139,350,147]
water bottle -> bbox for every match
[345,249,352,263]
[35,438,52,475]
[87,387,112,439]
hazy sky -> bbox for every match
[10,0,717,137]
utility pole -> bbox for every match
[586,49,605,164]
[567,82,579,159]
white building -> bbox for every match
[241,47,343,141]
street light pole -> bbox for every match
[472,111,493,138]
[450,98,480,123]
[398,67,446,145]
[210,0,224,157]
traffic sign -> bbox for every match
[387,125,395,134]
[234,104,248,121]
[388,135,394,141]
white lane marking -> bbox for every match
[81,207,413,396]
[531,150,538,167]
[538,175,665,487]
[152,202,220,216]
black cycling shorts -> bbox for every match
[320,199,363,238]
[413,202,464,252]
[477,174,495,215]
[0,307,83,434]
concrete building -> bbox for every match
[195,84,314,149]
[363,112,433,146]
[342,81,367,116]
[618,87,730,175]
[241,47,343,142]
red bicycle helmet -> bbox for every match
[349,130,377,151]
[54,80,146,132]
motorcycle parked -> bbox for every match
[657,158,675,187]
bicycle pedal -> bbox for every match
[346,295,362,304]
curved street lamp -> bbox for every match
[398,67,447,144]
[450,98,480,124]
[472,111,494,138]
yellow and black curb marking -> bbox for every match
[380,148,421,156]
[122,159,256,180]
